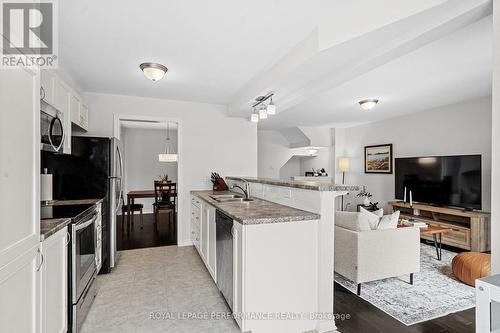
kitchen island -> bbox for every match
[191,178,360,333]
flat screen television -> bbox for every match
[395,155,482,210]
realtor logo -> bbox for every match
[1,1,57,68]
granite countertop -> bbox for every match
[44,198,104,206]
[40,218,71,241]
[191,190,320,225]
[226,176,362,192]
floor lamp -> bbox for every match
[338,157,350,211]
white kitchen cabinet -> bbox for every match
[0,245,41,333]
[0,66,41,333]
[200,204,209,261]
[70,94,89,131]
[40,228,68,333]
[191,196,217,280]
[80,104,89,131]
[207,204,217,281]
[191,198,201,251]
[70,94,81,124]
[232,221,243,328]
[40,70,55,105]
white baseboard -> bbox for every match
[177,240,193,247]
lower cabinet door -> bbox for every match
[207,205,217,281]
[41,228,68,333]
[0,245,41,333]
[200,205,209,261]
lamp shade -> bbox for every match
[266,99,276,115]
[338,157,350,172]
[159,153,178,162]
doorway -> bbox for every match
[114,116,181,250]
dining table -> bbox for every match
[126,190,156,226]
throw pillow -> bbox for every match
[378,210,400,229]
[359,208,381,230]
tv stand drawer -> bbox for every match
[422,223,471,250]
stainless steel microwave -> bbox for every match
[40,100,65,153]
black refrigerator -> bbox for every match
[42,136,123,274]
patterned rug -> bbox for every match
[335,243,475,326]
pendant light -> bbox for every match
[266,97,276,115]
[159,122,177,162]
[259,105,268,119]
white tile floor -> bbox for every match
[81,246,240,333]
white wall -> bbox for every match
[339,97,492,212]
[84,92,258,245]
[279,156,301,179]
[121,127,178,213]
[258,129,334,178]
[492,2,500,274]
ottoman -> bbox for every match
[452,252,491,287]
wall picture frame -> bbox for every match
[364,144,393,174]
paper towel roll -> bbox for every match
[41,173,53,202]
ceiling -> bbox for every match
[58,0,492,129]
[59,0,318,104]
[260,15,493,129]
[120,120,178,130]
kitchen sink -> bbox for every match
[209,194,243,199]
[209,194,253,203]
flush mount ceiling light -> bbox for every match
[140,62,168,82]
[159,122,177,162]
[249,93,275,122]
[359,99,379,110]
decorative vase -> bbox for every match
[363,197,370,206]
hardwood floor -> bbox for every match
[334,283,475,333]
[117,212,177,250]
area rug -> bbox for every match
[335,243,475,326]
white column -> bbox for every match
[492,0,500,275]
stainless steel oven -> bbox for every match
[69,208,97,332]
[41,100,65,153]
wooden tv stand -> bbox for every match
[388,201,491,252]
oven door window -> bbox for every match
[76,219,96,295]
[41,111,64,151]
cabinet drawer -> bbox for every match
[442,227,471,249]
[422,223,471,249]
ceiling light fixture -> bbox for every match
[140,62,168,82]
[259,105,268,119]
[249,92,275,122]
[159,122,177,162]
[250,108,259,123]
[266,97,276,115]
[359,99,379,110]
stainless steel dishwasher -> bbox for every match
[216,210,233,311]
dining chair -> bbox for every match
[153,181,177,233]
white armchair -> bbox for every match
[334,212,420,295]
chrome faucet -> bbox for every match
[231,178,250,199]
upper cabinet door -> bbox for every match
[0,67,41,266]
[70,94,80,125]
[40,70,54,105]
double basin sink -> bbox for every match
[209,193,253,203]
